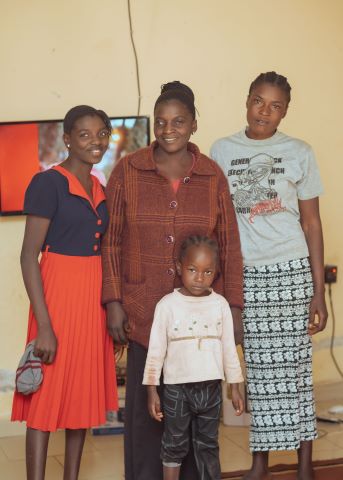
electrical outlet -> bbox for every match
[324,265,337,284]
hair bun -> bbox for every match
[155,81,196,119]
[160,81,195,102]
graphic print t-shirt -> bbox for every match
[210,130,323,266]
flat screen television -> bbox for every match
[0,116,150,215]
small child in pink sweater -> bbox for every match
[143,235,244,480]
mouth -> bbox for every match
[256,119,269,126]
[162,137,178,143]
[88,147,103,155]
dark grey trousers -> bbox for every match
[124,341,198,480]
[162,381,222,480]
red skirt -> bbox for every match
[11,251,118,431]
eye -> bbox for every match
[205,270,213,276]
[79,132,89,138]
[188,268,196,273]
[99,130,109,137]
[174,119,184,126]
[253,98,261,104]
[154,119,165,127]
[272,104,281,110]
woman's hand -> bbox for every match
[230,383,244,416]
[147,386,163,422]
[308,291,328,335]
[230,307,244,345]
[106,301,129,345]
[34,324,57,364]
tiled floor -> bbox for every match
[0,382,342,479]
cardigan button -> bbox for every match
[167,268,175,276]
[93,245,99,252]
[183,176,190,184]
[170,200,177,208]
[95,232,100,238]
[166,235,174,244]
[97,219,102,225]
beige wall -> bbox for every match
[1,0,342,406]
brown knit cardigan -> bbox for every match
[102,142,243,348]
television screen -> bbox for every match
[0,116,150,215]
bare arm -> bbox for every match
[299,197,328,335]
[21,216,57,363]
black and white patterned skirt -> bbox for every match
[243,257,317,451]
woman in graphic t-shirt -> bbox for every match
[211,71,327,480]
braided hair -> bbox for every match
[154,81,196,119]
[63,105,112,135]
[248,71,292,105]
[179,235,219,264]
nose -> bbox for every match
[260,103,271,116]
[91,134,104,145]
[195,272,204,282]
[162,121,174,134]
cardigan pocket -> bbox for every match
[122,281,146,324]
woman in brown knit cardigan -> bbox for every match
[102,81,243,480]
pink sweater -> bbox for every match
[143,289,244,385]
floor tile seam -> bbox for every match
[54,455,65,468]
[220,434,251,454]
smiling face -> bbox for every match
[63,114,110,166]
[176,244,217,297]
[154,99,197,154]
[246,83,289,140]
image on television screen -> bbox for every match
[0,116,150,214]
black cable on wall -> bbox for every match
[127,0,142,115]
[328,284,343,379]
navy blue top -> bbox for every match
[24,167,109,256]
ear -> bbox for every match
[282,104,289,119]
[191,119,197,135]
[63,133,71,148]
[176,260,182,276]
[246,95,250,109]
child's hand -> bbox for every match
[147,386,163,422]
[230,383,245,416]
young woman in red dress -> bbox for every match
[12,106,118,480]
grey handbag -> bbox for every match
[15,340,43,395]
